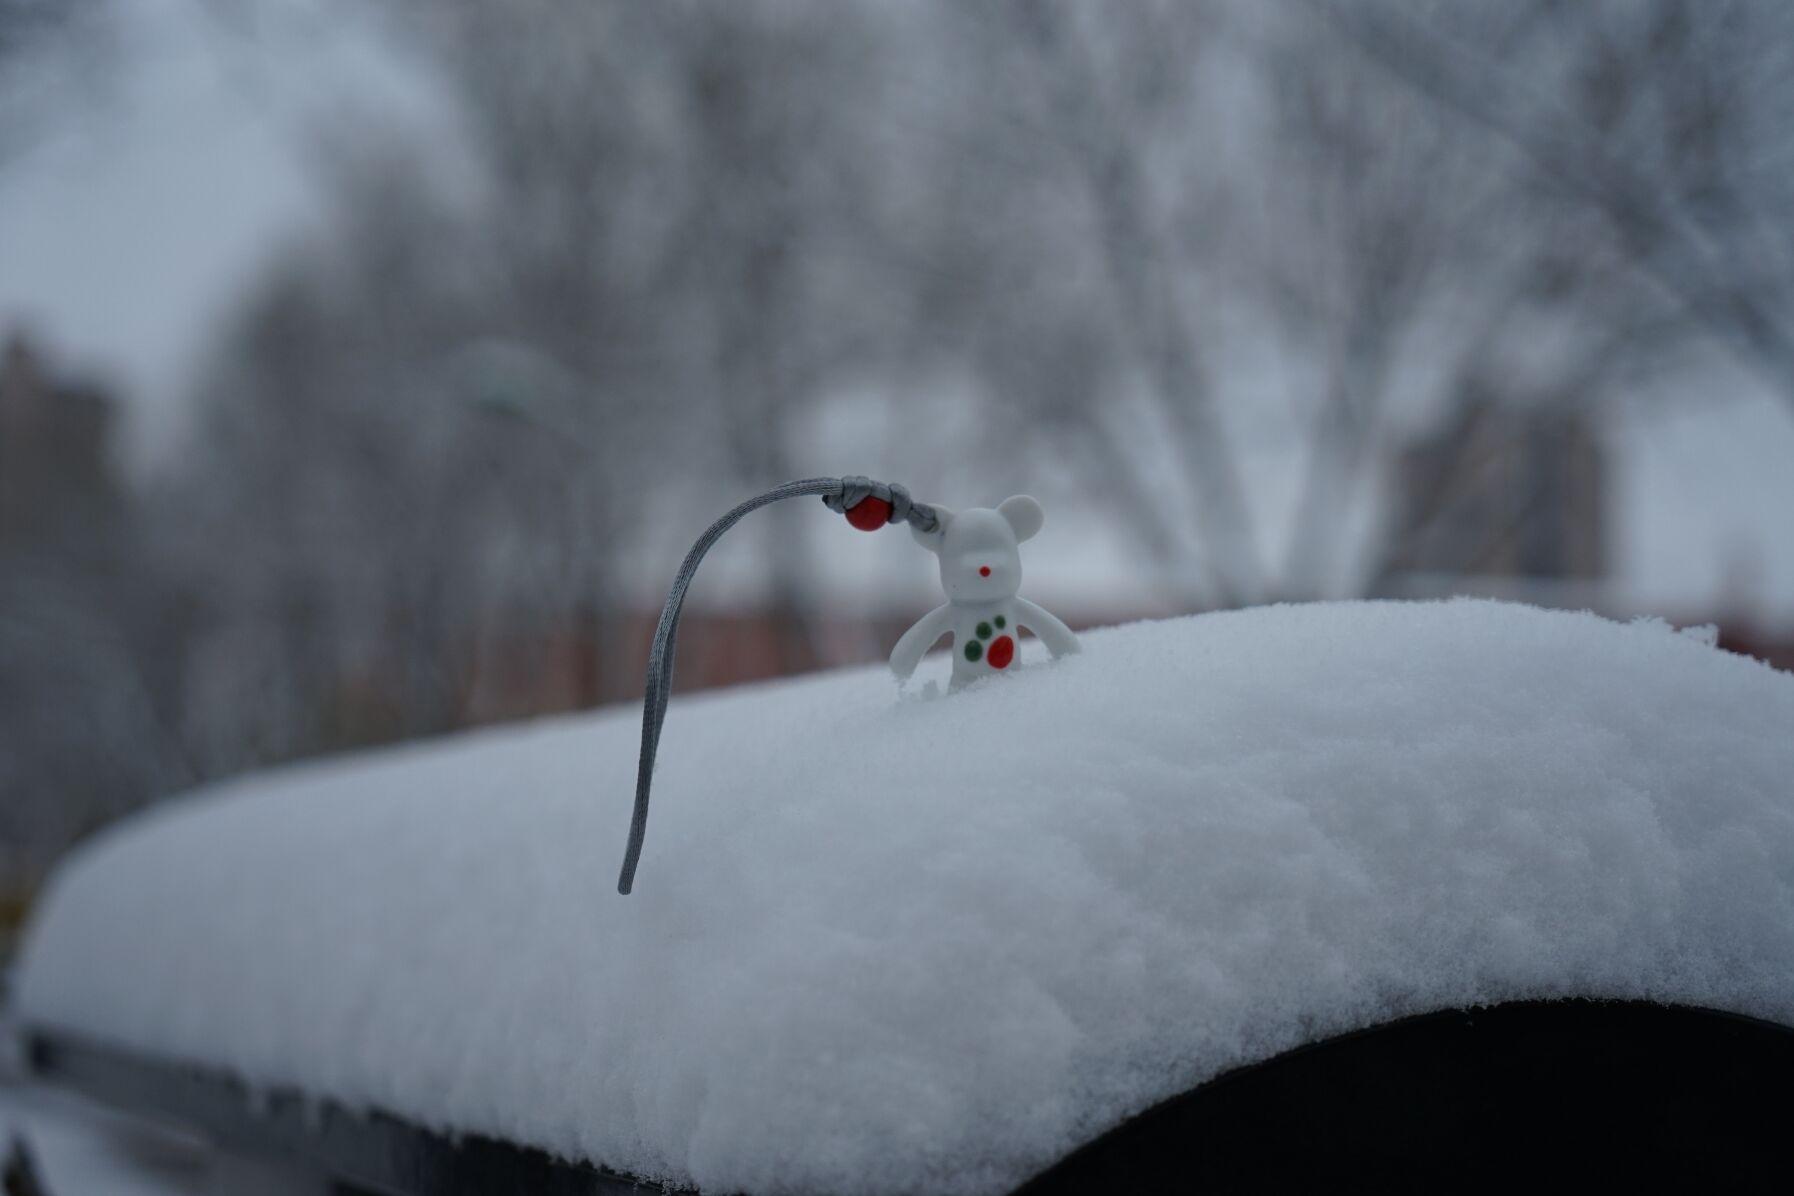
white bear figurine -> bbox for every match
[890,495,1081,688]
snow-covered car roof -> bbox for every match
[15,600,1794,1195]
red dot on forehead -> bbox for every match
[979,565,991,576]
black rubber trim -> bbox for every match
[24,1029,679,1195]
[1015,999,1794,1194]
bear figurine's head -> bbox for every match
[911,495,1044,604]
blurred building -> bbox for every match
[1387,402,1606,585]
[0,333,119,545]
[0,334,160,941]
[1380,400,1794,672]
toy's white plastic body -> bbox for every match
[890,495,1081,688]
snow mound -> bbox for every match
[16,600,1794,1195]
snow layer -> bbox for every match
[17,601,1794,1195]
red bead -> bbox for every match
[987,635,1015,669]
[845,495,891,531]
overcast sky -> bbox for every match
[0,0,442,467]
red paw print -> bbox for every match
[986,635,1014,669]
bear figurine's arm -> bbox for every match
[890,603,954,680]
[1014,597,1081,658]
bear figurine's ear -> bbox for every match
[911,505,952,551]
[997,495,1044,542]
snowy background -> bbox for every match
[4,0,1794,952]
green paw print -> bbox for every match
[963,615,1008,662]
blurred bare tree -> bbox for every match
[0,338,189,896]
[907,0,1685,603]
[169,0,918,771]
[1242,3,1684,599]
[896,0,1261,607]
[169,151,587,770]
[1328,0,1794,419]
[169,0,1794,780]
[0,0,109,164]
